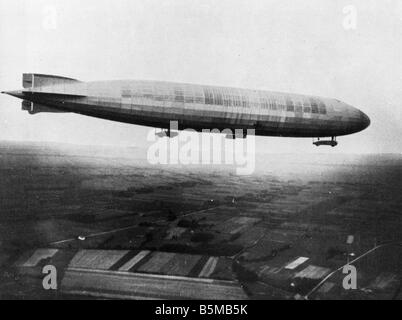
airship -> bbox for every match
[2,73,370,146]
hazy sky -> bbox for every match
[1,0,402,154]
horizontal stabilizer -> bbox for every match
[22,100,69,115]
[23,73,80,89]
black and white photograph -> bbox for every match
[0,0,401,305]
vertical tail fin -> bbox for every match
[22,73,80,89]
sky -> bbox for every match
[0,0,402,154]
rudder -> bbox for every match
[22,73,80,89]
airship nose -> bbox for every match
[359,110,371,131]
[344,105,371,135]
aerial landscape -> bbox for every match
[0,141,401,300]
[2,0,402,307]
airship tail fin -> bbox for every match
[22,73,80,89]
[21,100,69,115]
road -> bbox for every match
[49,205,225,246]
[304,241,402,299]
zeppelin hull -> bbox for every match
[32,98,368,138]
[3,74,371,139]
